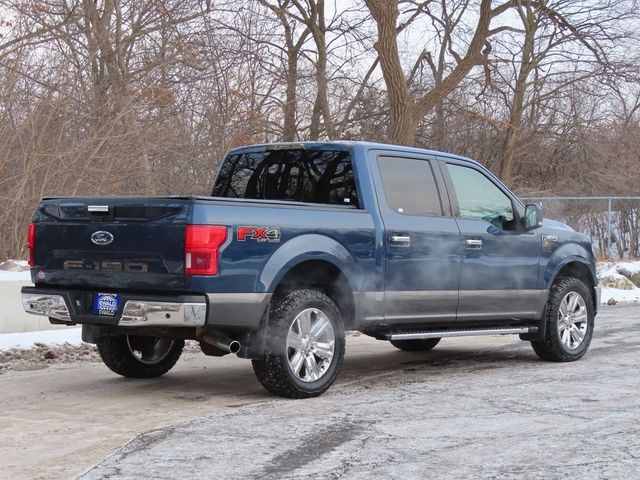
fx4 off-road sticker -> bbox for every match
[236,226,281,243]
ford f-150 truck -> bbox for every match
[21,141,600,398]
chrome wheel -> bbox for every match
[286,308,335,382]
[557,291,588,350]
[126,336,175,365]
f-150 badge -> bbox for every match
[237,226,281,243]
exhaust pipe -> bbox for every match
[228,340,241,354]
[201,333,241,355]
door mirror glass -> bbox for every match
[524,204,543,230]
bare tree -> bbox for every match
[1,0,639,259]
[364,0,513,145]
[493,0,638,181]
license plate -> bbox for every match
[93,293,120,316]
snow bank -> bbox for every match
[0,259,30,282]
[0,327,82,351]
[597,261,640,305]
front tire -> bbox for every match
[531,277,594,362]
[97,335,184,378]
[252,289,346,399]
[390,338,441,352]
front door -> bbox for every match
[370,152,462,325]
[439,159,544,321]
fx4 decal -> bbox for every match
[237,226,281,243]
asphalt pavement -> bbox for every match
[80,305,640,480]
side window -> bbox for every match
[447,164,515,229]
[377,156,442,216]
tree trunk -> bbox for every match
[366,0,493,145]
[309,95,322,140]
[365,0,416,145]
[499,7,536,181]
[310,0,335,139]
[283,45,298,142]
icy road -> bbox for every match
[1,305,639,479]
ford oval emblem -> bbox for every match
[91,231,114,246]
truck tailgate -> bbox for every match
[32,197,191,291]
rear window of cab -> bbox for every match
[212,150,359,207]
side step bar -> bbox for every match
[388,326,537,341]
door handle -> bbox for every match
[390,235,411,247]
[464,239,483,249]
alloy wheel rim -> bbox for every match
[557,291,588,350]
[126,336,175,365]
[286,308,335,383]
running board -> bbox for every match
[388,326,537,341]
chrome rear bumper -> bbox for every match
[120,301,206,327]
[22,294,71,322]
[21,293,207,327]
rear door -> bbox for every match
[369,151,462,325]
[438,159,543,320]
[33,197,191,291]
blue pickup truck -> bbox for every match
[21,141,599,398]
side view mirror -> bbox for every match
[524,203,543,230]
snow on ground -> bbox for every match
[0,270,31,282]
[600,287,640,304]
[597,260,640,305]
[611,261,640,275]
[0,259,30,282]
[0,327,82,351]
[0,259,28,270]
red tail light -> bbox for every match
[185,225,227,275]
[27,223,36,267]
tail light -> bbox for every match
[27,223,36,267]
[185,225,227,276]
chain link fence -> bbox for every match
[520,196,640,260]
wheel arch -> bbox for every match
[545,258,597,309]
[258,234,361,330]
[270,259,356,330]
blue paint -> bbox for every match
[29,141,597,327]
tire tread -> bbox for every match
[252,289,345,399]
[97,335,184,378]
[531,276,594,362]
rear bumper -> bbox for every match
[21,287,270,330]
[22,287,207,328]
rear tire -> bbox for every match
[97,335,184,378]
[390,338,441,352]
[531,277,594,362]
[252,289,345,399]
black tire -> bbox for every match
[531,277,594,362]
[97,335,184,378]
[390,337,441,352]
[252,289,346,399]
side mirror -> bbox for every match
[524,203,543,230]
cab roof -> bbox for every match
[225,141,482,168]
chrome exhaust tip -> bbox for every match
[201,333,242,355]
[229,340,241,354]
